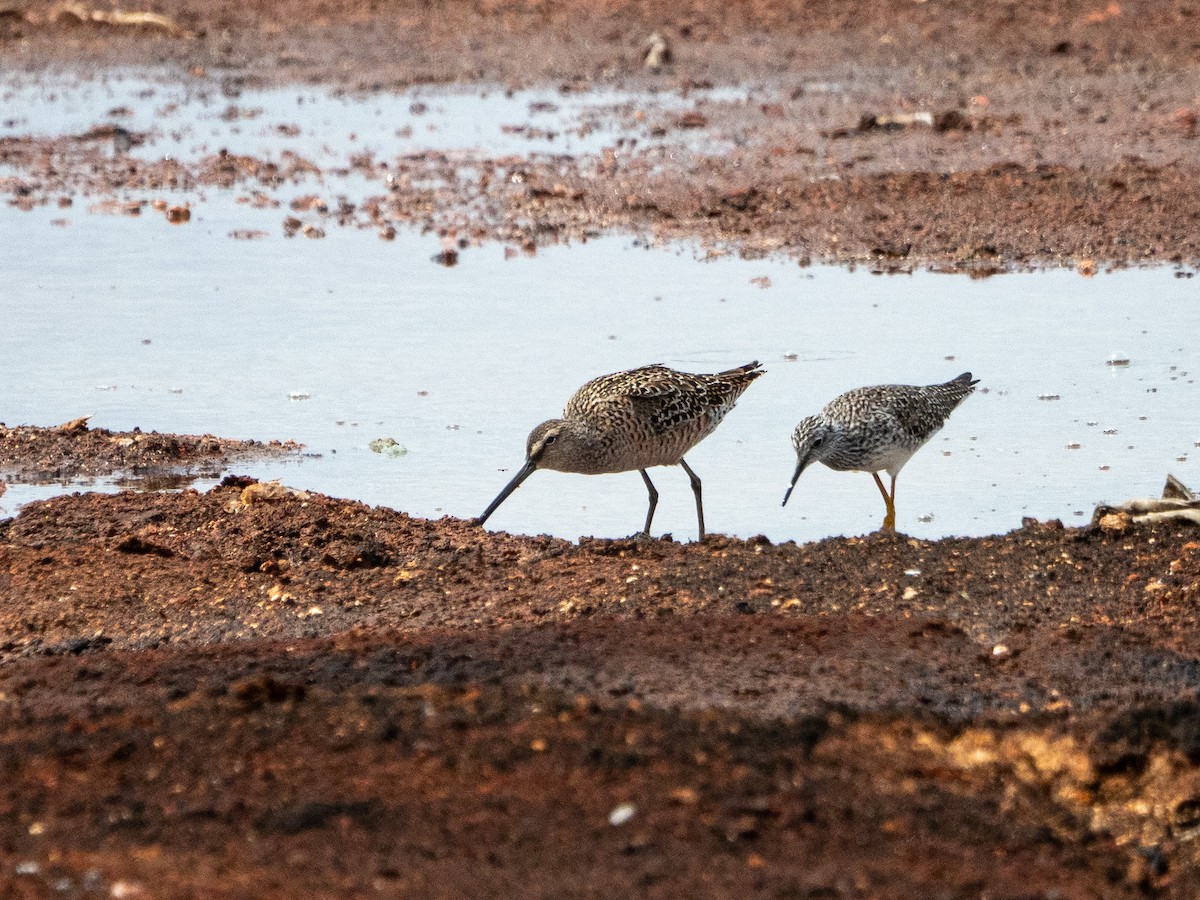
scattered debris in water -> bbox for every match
[368,437,408,458]
[1094,474,1200,528]
[228,478,312,510]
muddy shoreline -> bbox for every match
[4,0,1200,270]
[0,420,303,483]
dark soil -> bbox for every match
[3,482,1200,896]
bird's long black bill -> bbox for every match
[477,460,537,526]
[781,459,806,507]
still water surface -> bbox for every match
[3,198,1197,543]
[2,70,1197,541]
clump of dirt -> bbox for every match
[0,419,303,482]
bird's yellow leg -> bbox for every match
[885,473,898,531]
[872,472,896,532]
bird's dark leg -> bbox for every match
[639,469,659,536]
[871,472,896,532]
[887,473,898,531]
[679,458,705,540]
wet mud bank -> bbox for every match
[4,0,1200,269]
[3,483,1200,895]
[0,421,303,483]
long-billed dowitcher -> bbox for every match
[782,372,978,531]
[477,361,764,539]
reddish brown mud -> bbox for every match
[3,483,1200,896]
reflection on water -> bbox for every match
[1,193,1196,542]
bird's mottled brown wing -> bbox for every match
[629,381,712,434]
[565,364,760,436]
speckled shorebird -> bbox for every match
[782,372,978,531]
[477,362,765,539]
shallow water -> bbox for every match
[3,71,1199,541]
[0,71,748,163]
[2,189,1198,542]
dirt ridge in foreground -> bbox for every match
[3,483,1200,895]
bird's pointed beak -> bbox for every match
[477,459,537,526]
[781,456,808,507]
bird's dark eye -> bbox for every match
[544,434,557,445]
[812,435,824,447]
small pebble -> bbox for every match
[608,803,637,827]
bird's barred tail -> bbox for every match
[720,360,766,384]
[941,372,979,407]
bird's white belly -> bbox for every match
[831,440,922,476]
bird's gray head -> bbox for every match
[525,418,580,472]
[782,415,833,506]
